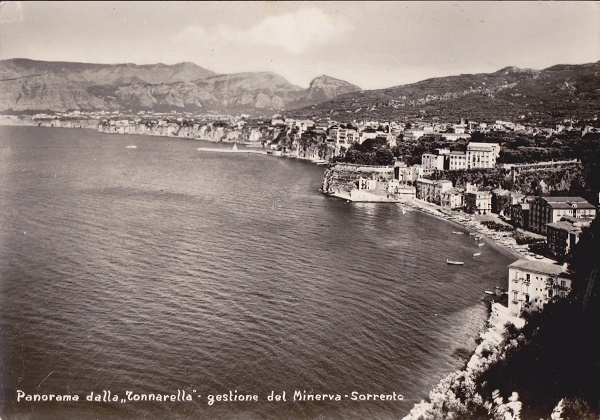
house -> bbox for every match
[512,201,531,230]
[529,196,596,235]
[415,179,453,205]
[446,151,467,171]
[546,216,593,258]
[440,188,464,209]
[491,188,512,217]
[508,259,572,316]
[464,191,492,214]
[403,129,426,141]
[466,142,501,169]
[421,152,445,174]
[394,163,423,183]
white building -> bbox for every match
[508,259,572,316]
[466,142,501,169]
[447,151,467,170]
[421,153,445,174]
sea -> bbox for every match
[0,126,515,419]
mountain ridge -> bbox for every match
[0,58,597,122]
[0,58,362,113]
[292,61,600,123]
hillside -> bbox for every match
[0,59,360,114]
[289,75,362,107]
[291,62,600,124]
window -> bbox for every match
[525,294,530,303]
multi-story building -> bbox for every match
[421,153,445,174]
[394,163,423,183]
[446,151,467,170]
[440,188,464,209]
[464,191,492,214]
[529,196,596,235]
[546,216,593,258]
[415,179,453,205]
[508,259,572,316]
[512,201,531,230]
[466,142,501,169]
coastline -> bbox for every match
[327,189,551,262]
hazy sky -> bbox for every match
[0,1,598,89]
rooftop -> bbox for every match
[546,221,582,234]
[508,259,568,276]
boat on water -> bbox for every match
[473,252,481,256]
[125,144,137,149]
[453,231,464,235]
[535,254,544,259]
[469,233,477,236]
[478,243,485,247]
[446,259,465,265]
[484,290,496,296]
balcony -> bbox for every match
[511,299,519,304]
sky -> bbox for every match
[0,1,598,89]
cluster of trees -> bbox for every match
[335,137,395,166]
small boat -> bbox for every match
[447,259,465,265]
[469,233,477,236]
[473,252,481,256]
[125,144,137,149]
[484,290,496,296]
[453,231,464,235]
[402,209,407,214]
[478,243,485,247]
[232,143,238,151]
[535,255,544,259]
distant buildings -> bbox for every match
[508,259,572,316]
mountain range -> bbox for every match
[0,58,361,114]
[0,58,598,122]
[293,62,600,123]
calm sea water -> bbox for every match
[0,126,514,419]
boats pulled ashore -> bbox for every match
[446,259,465,265]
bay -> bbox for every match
[0,126,514,419]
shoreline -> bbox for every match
[326,189,554,263]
